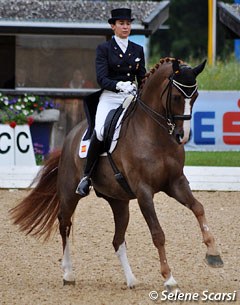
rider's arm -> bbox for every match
[95,43,119,92]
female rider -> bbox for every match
[76,8,146,196]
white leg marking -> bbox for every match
[164,273,180,293]
[62,237,75,282]
[182,98,191,143]
[116,242,137,288]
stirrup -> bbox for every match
[75,176,91,196]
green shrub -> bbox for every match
[148,54,240,90]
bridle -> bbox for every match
[137,72,198,135]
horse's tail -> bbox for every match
[10,150,62,241]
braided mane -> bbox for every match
[140,57,185,89]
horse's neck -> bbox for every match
[128,66,173,138]
[140,72,168,115]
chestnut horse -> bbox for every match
[10,58,223,293]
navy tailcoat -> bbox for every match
[96,37,146,91]
[84,37,146,139]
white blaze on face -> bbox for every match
[181,98,191,144]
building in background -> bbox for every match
[0,0,169,148]
[218,1,240,60]
[0,0,169,91]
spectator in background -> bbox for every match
[67,69,94,89]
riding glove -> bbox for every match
[116,81,137,94]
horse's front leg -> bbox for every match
[107,198,137,288]
[168,175,224,268]
[137,190,180,293]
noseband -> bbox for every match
[137,73,198,135]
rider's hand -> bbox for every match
[116,81,137,94]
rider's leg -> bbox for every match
[76,90,126,196]
[76,131,102,196]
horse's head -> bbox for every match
[138,57,206,144]
[166,58,206,144]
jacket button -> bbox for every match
[129,65,132,68]
[117,65,120,68]
[127,73,130,76]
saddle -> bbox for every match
[79,93,136,196]
[103,104,125,152]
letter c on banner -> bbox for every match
[16,131,30,153]
[0,132,11,154]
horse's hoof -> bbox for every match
[63,279,76,286]
[127,276,138,289]
[164,273,180,295]
[204,254,224,268]
[164,284,181,295]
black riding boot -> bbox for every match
[75,132,102,196]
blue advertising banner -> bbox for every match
[185,91,240,151]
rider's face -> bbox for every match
[111,20,131,39]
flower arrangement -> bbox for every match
[0,93,58,128]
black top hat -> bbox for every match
[108,8,134,24]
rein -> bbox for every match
[137,96,170,133]
[137,73,197,135]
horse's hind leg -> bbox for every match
[58,192,80,285]
[168,175,224,268]
[107,198,137,288]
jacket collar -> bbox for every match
[111,37,133,58]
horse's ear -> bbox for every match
[172,59,180,74]
[192,59,207,77]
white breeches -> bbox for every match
[95,90,129,141]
